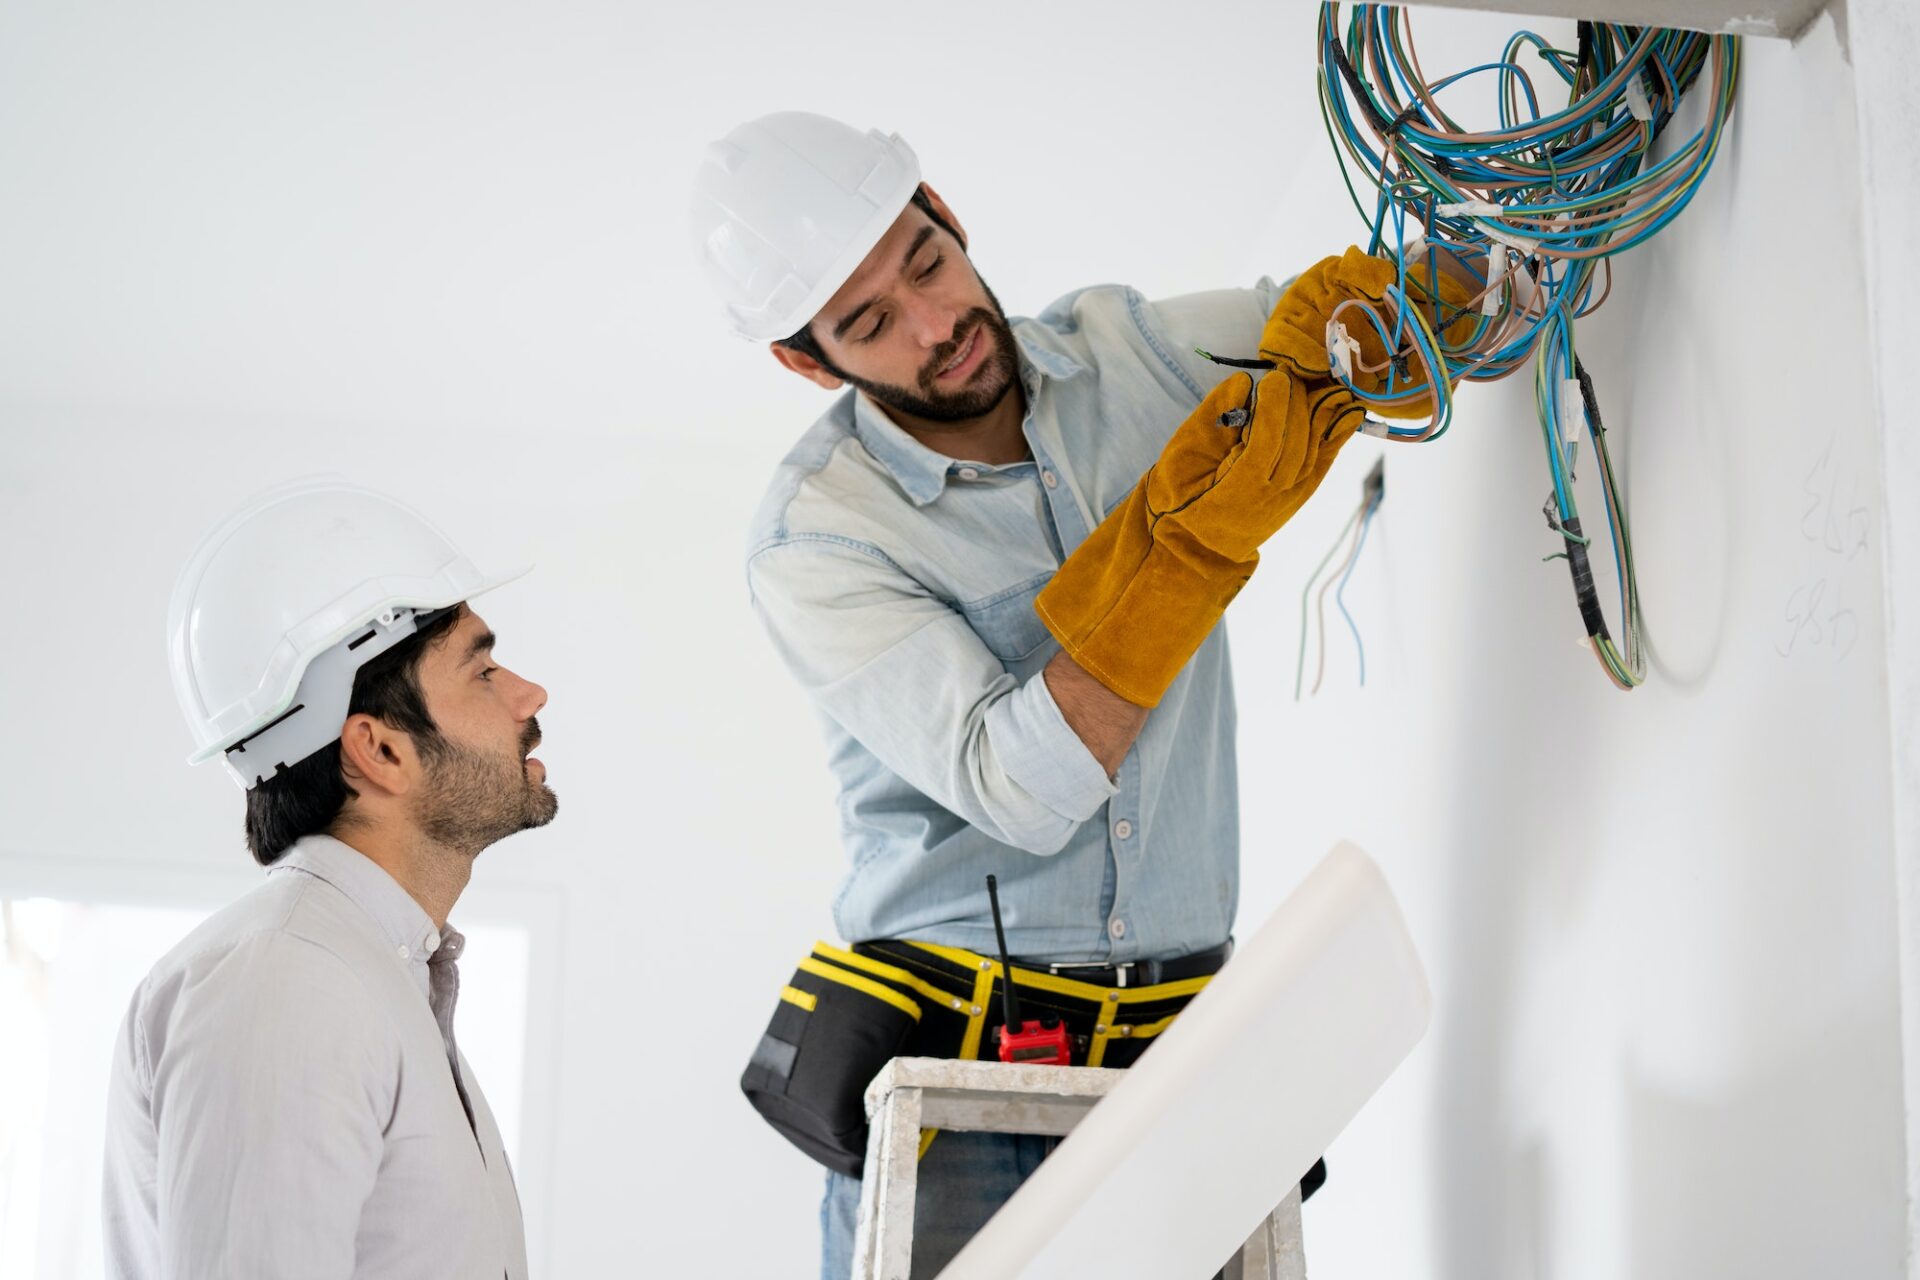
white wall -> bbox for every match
[0,1,1904,1276]
[1234,12,1906,1276]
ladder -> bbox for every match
[851,1057,1308,1280]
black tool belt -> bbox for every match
[740,938,1230,1179]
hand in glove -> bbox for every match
[1033,369,1364,707]
[1259,245,1480,415]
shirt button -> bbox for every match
[1109,919,1127,940]
[957,466,980,481]
[1041,469,1059,489]
[1113,819,1134,840]
[397,945,411,960]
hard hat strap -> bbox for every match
[222,605,439,790]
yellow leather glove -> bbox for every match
[1033,370,1363,707]
[1257,246,1401,380]
[1259,245,1479,416]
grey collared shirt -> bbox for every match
[102,835,527,1279]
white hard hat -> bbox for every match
[690,111,921,342]
[167,477,530,790]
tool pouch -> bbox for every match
[740,947,925,1178]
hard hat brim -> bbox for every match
[183,561,533,765]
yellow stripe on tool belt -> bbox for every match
[805,938,1219,1159]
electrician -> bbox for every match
[691,112,1423,1277]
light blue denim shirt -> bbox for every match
[747,279,1283,964]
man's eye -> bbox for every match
[918,254,943,283]
[479,666,498,682]
[857,315,887,345]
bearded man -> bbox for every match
[103,479,554,1280]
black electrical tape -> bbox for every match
[1195,349,1277,371]
[1554,360,1615,642]
[1384,100,1424,140]
[1560,516,1610,641]
[1326,24,1473,183]
[1573,357,1606,438]
[1328,32,1393,137]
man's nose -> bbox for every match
[903,292,962,349]
[507,668,548,718]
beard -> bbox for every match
[414,715,557,855]
[832,282,1021,425]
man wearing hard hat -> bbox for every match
[693,113,1427,1275]
[102,479,551,1279]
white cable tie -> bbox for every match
[1325,320,1361,382]
[1562,377,1584,476]
[1624,77,1654,123]
[1436,199,1503,218]
[1482,247,1509,317]
[1483,223,1540,255]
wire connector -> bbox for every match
[1561,378,1585,443]
[1358,419,1395,439]
[1561,377,1584,474]
[1326,320,1361,382]
[1482,223,1540,255]
[1483,247,1510,317]
[1436,199,1503,218]
[1624,76,1654,123]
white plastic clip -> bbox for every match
[1326,320,1361,382]
[1436,199,1503,218]
[1562,377,1584,474]
[1624,77,1654,123]
[1483,223,1540,256]
[1482,247,1509,317]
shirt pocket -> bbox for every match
[956,571,1055,664]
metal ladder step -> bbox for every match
[851,1057,1307,1280]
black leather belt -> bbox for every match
[1023,938,1233,990]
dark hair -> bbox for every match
[777,187,962,367]
[241,606,462,866]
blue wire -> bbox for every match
[1336,496,1382,686]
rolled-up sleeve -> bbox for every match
[748,535,1116,855]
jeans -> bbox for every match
[819,1130,1058,1280]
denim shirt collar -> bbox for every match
[850,322,1086,508]
[274,833,445,960]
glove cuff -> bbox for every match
[1036,515,1253,708]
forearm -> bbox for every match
[1042,648,1149,776]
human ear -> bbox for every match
[919,184,967,251]
[337,714,415,800]
[770,340,846,391]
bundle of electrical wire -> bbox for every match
[1313,4,1739,689]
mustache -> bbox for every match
[519,716,542,758]
[921,309,999,385]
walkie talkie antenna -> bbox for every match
[986,875,1023,1029]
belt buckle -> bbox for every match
[1047,960,1135,989]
